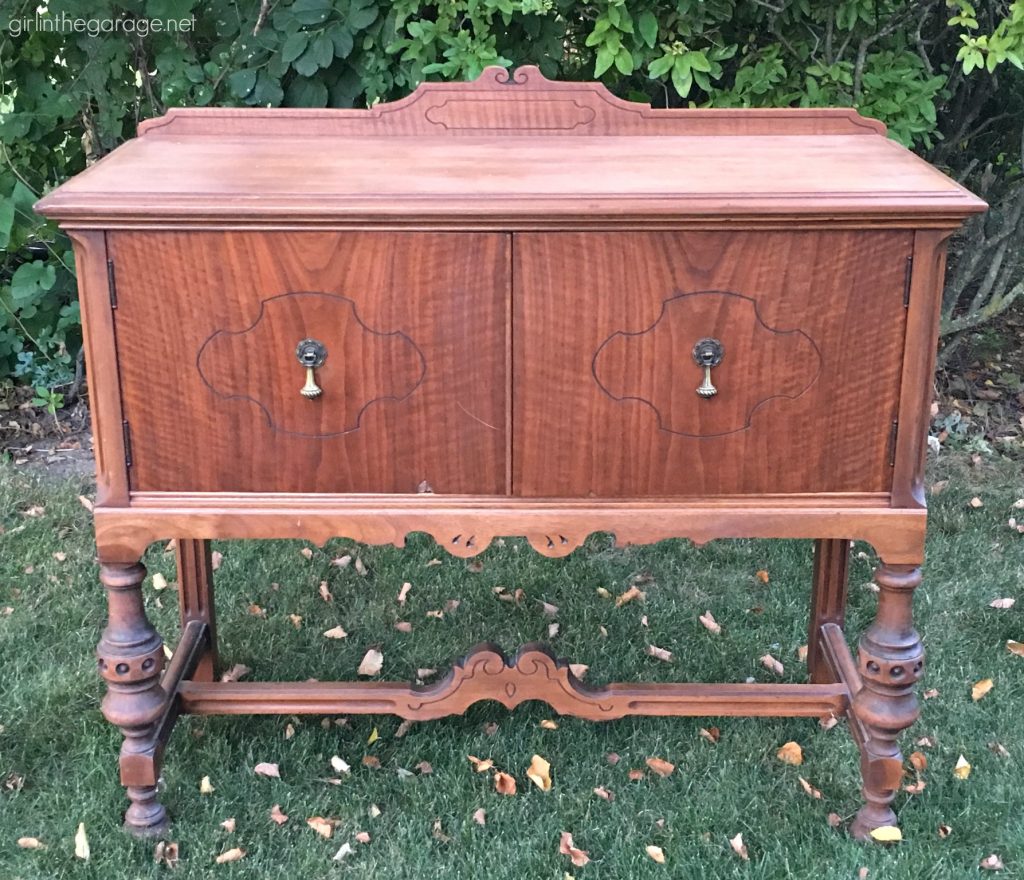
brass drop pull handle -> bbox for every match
[295,338,327,399]
[692,337,724,398]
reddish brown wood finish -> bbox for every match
[514,230,910,496]
[109,231,508,494]
[34,66,985,841]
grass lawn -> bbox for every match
[0,456,1022,879]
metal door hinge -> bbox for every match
[888,420,899,467]
[902,255,913,308]
[122,420,133,468]
[107,259,118,309]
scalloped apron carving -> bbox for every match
[592,290,822,437]
[197,292,426,438]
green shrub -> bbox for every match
[1,0,1022,398]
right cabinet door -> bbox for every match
[513,230,912,497]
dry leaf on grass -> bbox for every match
[318,581,333,602]
[923,688,940,699]
[333,843,355,861]
[980,854,1005,871]
[646,644,673,663]
[288,614,303,629]
[799,777,823,799]
[596,587,612,599]
[593,786,614,802]
[220,664,250,683]
[797,644,809,662]
[369,804,382,818]
[152,573,168,591]
[548,622,560,638]
[355,831,371,844]
[74,823,90,861]
[972,678,995,701]
[819,714,839,731]
[776,741,803,766]
[215,847,245,864]
[397,582,412,605]
[79,494,95,512]
[333,554,352,568]
[153,841,179,868]
[211,550,223,569]
[645,757,675,777]
[432,820,452,844]
[494,771,517,795]
[628,769,645,781]
[646,845,666,863]
[606,752,621,765]
[953,755,972,779]
[570,663,589,680]
[362,756,381,769]
[394,621,413,633]
[17,837,44,849]
[755,569,770,584]
[559,832,590,867]
[416,761,433,775]
[220,817,236,832]
[826,813,842,829]
[472,808,487,826]
[989,741,1010,758]
[937,823,952,839]
[904,778,926,795]
[1006,640,1024,657]
[358,649,384,677]
[699,611,721,635]
[910,751,928,772]
[968,496,984,508]
[253,762,280,778]
[989,598,1016,610]
[396,720,414,738]
[330,755,351,775]
[200,775,215,794]
[270,804,288,826]
[700,727,721,744]
[355,557,368,576]
[540,601,559,616]
[468,755,494,773]
[760,654,784,676]
[729,832,749,860]
[615,585,646,607]
[870,826,902,843]
[299,547,314,561]
[527,755,552,791]
[307,817,335,838]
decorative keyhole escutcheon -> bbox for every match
[692,337,724,398]
[296,338,327,399]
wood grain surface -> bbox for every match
[110,231,508,493]
[513,230,912,496]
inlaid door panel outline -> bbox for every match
[592,290,822,437]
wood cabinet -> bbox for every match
[36,65,985,841]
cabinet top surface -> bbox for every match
[36,65,984,226]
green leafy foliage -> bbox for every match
[1,0,1022,395]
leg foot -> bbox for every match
[851,563,924,840]
[124,785,170,838]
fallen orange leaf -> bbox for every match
[594,786,614,801]
[616,585,646,607]
[729,832,749,860]
[799,777,823,799]
[776,741,803,766]
[215,847,245,864]
[307,817,335,838]
[472,808,487,825]
[559,832,590,867]
[323,625,348,640]
[527,755,552,791]
[269,804,288,826]
[646,644,673,663]
[699,611,721,635]
[645,757,675,777]
[494,771,517,796]
[253,762,280,778]
[755,569,770,584]
[358,649,384,677]
[761,654,784,676]
[646,844,666,863]
[953,754,972,779]
[468,755,494,773]
[1008,640,1024,657]
[972,678,994,701]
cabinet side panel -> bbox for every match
[67,231,128,504]
[891,229,954,508]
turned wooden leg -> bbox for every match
[176,539,218,682]
[850,563,924,840]
[97,560,170,838]
[808,538,850,684]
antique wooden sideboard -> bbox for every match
[36,66,985,840]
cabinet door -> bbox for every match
[111,231,508,494]
[513,231,911,497]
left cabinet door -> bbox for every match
[109,231,509,494]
